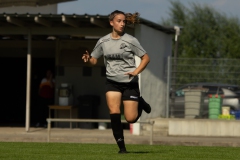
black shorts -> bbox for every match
[105,79,140,101]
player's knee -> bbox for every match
[125,117,138,124]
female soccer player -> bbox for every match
[82,10,151,153]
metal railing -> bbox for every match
[165,56,240,118]
[47,118,155,145]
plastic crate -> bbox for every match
[208,96,222,109]
[209,115,219,119]
[208,96,222,119]
[209,108,221,115]
[209,97,222,102]
[209,103,222,109]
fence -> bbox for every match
[165,57,240,118]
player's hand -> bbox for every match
[82,50,90,62]
[125,71,138,79]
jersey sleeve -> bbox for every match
[91,39,103,59]
[130,38,146,57]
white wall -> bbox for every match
[0,4,57,14]
[54,40,108,127]
[135,24,173,120]
[56,66,108,119]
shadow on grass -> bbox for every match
[128,150,172,154]
[128,151,150,154]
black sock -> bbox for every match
[110,114,126,151]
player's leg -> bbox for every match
[122,82,142,123]
[106,91,127,153]
[123,100,140,123]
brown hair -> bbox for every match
[109,10,140,25]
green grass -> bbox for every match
[0,142,239,160]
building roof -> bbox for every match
[0,13,175,39]
[0,0,75,7]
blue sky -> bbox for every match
[58,0,240,24]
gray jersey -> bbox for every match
[91,33,146,83]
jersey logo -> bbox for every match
[104,54,123,60]
[120,43,127,49]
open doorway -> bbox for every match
[0,57,26,126]
[31,58,55,127]
[0,57,55,127]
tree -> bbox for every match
[162,1,240,59]
[162,1,240,87]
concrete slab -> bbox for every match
[1,127,240,147]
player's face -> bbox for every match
[110,14,126,33]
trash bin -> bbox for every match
[77,95,100,128]
[183,88,208,119]
[208,95,222,119]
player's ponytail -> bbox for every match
[125,12,140,25]
[109,10,140,25]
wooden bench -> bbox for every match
[48,105,73,128]
[46,118,155,145]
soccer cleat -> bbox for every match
[118,149,128,154]
[139,96,151,114]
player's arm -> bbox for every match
[82,50,98,65]
[125,53,150,78]
[134,53,150,74]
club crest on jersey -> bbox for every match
[120,43,127,49]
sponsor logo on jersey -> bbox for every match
[105,53,123,60]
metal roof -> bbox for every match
[0,0,75,7]
[0,13,175,40]
[0,13,175,34]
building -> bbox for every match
[0,1,175,131]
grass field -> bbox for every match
[0,142,239,160]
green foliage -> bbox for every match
[163,1,240,86]
[0,142,240,160]
[162,1,240,59]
